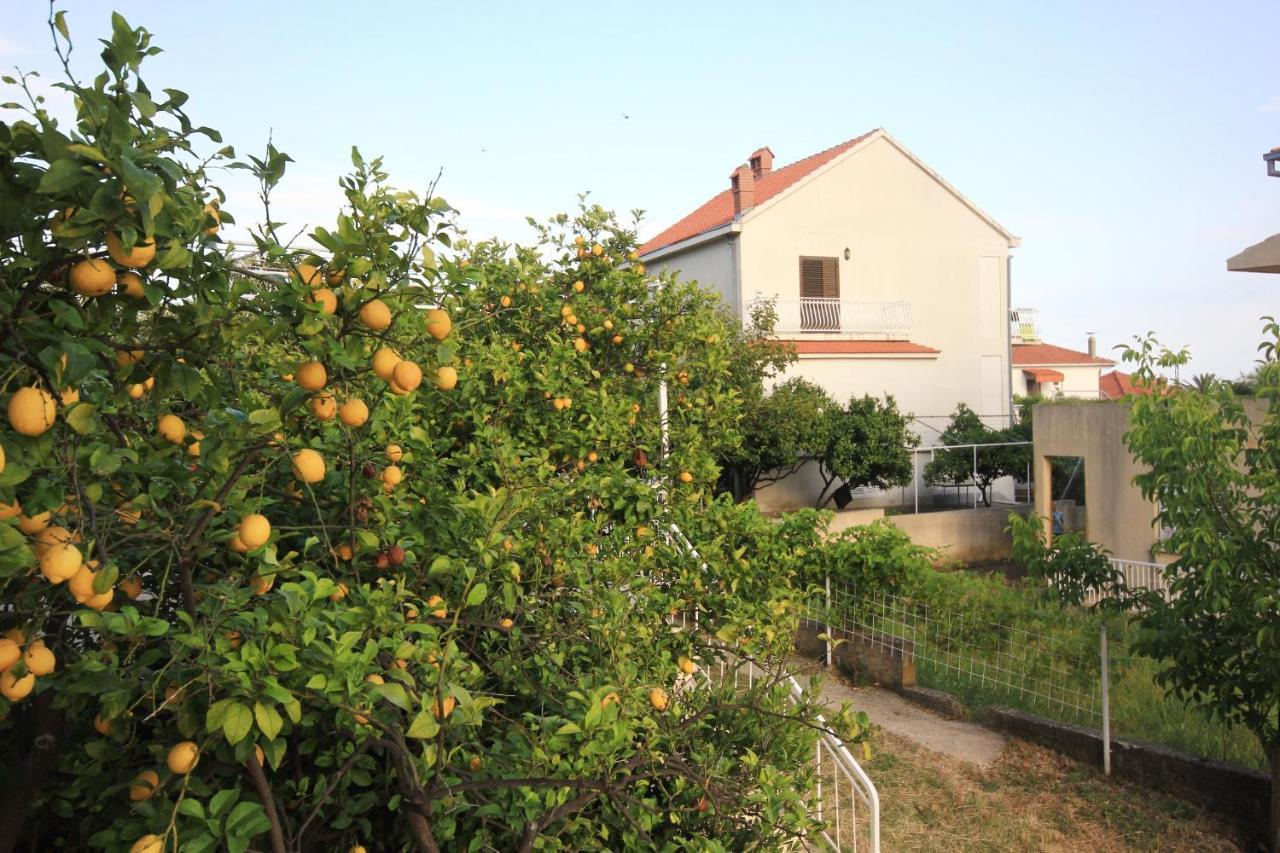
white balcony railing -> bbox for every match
[762,297,912,339]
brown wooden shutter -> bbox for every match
[799,257,839,299]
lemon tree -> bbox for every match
[0,11,843,853]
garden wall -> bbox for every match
[824,505,1037,565]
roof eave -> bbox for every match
[638,222,740,262]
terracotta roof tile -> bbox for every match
[1012,342,1114,367]
[1099,370,1155,399]
[638,130,879,256]
[787,340,939,356]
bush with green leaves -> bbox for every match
[0,12,839,852]
[924,403,1028,506]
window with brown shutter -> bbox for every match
[798,256,840,330]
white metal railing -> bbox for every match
[1009,306,1041,342]
[763,297,912,339]
[1082,558,1171,607]
[666,523,880,851]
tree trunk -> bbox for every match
[1269,740,1280,853]
[0,694,65,853]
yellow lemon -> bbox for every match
[391,361,422,392]
[69,258,116,296]
[292,448,326,484]
[310,288,337,314]
[385,444,404,463]
[358,298,392,330]
[157,414,186,444]
[40,542,82,584]
[0,669,35,702]
[117,271,146,298]
[130,770,160,802]
[425,308,452,341]
[296,361,327,391]
[381,465,403,486]
[371,347,400,381]
[106,232,156,268]
[238,514,271,550]
[167,742,199,775]
[8,387,57,436]
[23,640,55,676]
[339,398,369,427]
[434,365,458,391]
[310,393,337,420]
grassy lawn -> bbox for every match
[866,728,1246,852]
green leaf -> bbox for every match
[177,798,205,820]
[37,159,84,193]
[0,463,31,488]
[406,711,439,739]
[465,583,488,608]
[375,682,411,711]
[254,701,283,741]
[53,10,69,39]
[223,702,253,745]
[209,789,238,818]
[65,403,96,436]
[225,801,271,840]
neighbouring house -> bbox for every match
[1099,370,1149,400]
[638,129,1019,510]
[1226,145,1280,274]
[1008,308,1115,399]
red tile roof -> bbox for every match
[1098,370,1155,399]
[638,130,879,256]
[787,340,939,356]
[1012,342,1114,367]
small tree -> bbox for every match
[1117,322,1280,850]
[814,395,917,509]
[719,378,835,501]
[924,403,1027,507]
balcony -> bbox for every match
[762,297,913,339]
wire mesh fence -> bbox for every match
[805,580,1104,727]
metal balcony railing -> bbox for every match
[762,297,912,339]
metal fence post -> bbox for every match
[972,445,978,508]
[825,574,833,669]
[1101,622,1111,776]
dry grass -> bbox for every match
[865,728,1246,852]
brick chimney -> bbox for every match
[749,147,774,179]
[730,164,755,215]
[1087,333,1097,357]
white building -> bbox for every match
[639,129,1020,509]
[1009,309,1115,399]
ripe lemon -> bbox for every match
[350,846,368,853]
[69,258,116,296]
[574,338,589,353]
[167,741,199,775]
[425,308,451,341]
[188,430,203,457]
[0,443,4,476]
[8,387,57,436]
[130,834,163,853]
[326,266,346,285]
[117,272,145,299]
[157,414,186,444]
[127,383,145,400]
[371,347,400,380]
[229,534,248,554]
[499,617,514,631]
[23,640,55,676]
[310,288,338,314]
[40,542,82,584]
[358,298,392,330]
[238,514,271,550]
[296,361,327,391]
[391,361,423,392]
[427,594,447,619]
[292,448,326,484]
[59,386,80,406]
[130,770,160,801]
[119,575,143,598]
[310,393,337,420]
[339,398,369,427]
[33,525,74,557]
[385,443,404,463]
[678,657,697,675]
[329,581,348,602]
[388,378,411,396]
[0,670,35,702]
[573,280,584,293]
[649,687,669,711]
[202,203,221,235]
[0,638,19,671]
[381,465,403,486]
[116,349,144,367]
[106,232,156,268]
[434,365,458,391]
[434,695,456,719]
[334,542,353,561]
[679,471,693,483]
[69,565,99,602]
[94,714,113,735]
[85,588,115,611]
[292,262,322,286]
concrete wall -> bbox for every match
[1032,401,1158,562]
[818,504,1032,565]
[739,134,1014,430]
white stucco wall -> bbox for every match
[737,134,1014,430]
[1011,363,1106,400]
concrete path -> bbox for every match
[792,658,1008,768]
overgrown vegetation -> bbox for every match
[0,12,846,852]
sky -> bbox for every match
[2,1,1277,377]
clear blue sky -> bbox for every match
[3,1,1277,376]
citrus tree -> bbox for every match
[0,12,841,852]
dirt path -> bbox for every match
[789,657,1007,767]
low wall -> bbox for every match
[825,504,1033,565]
[980,706,1269,845]
[794,622,914,689]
